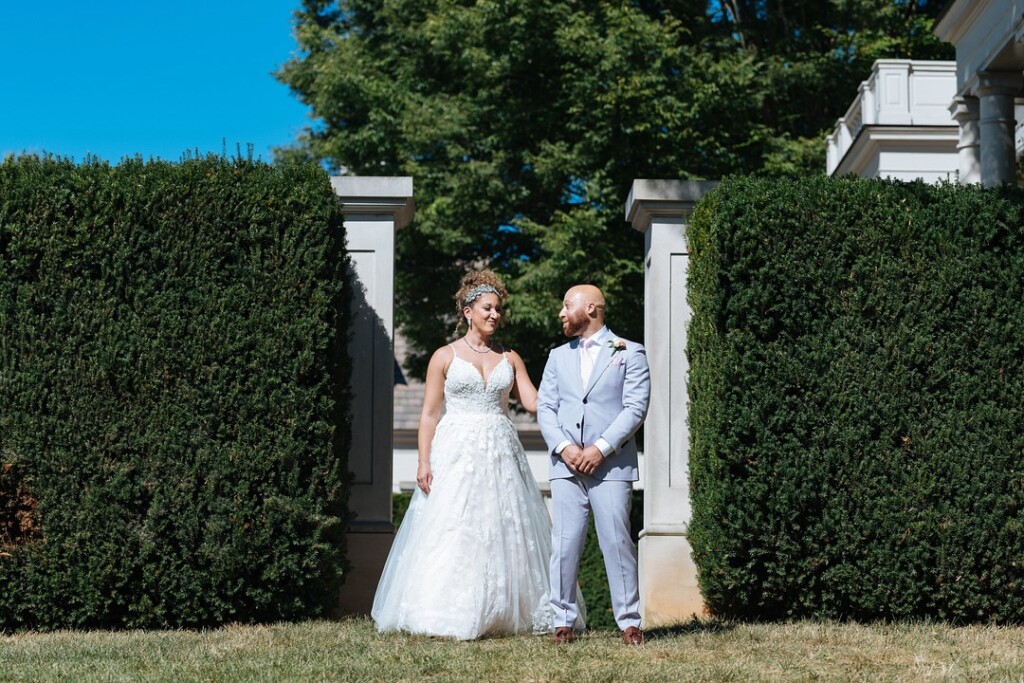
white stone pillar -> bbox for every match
[625,178,718,626]
[950,95,981,184]
[331,175,414,614]
[875,60,913,124]
[976,71,1022,187]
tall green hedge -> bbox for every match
[0,155,352,629]
[688,176,1024,622]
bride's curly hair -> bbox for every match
[453,269,508,337]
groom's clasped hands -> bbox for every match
[560,444,604,476]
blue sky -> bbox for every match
[1,1,311,164]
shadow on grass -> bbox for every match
[645,617,735,640]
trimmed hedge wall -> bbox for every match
[687,175,1024,622]
[0,155,352,629]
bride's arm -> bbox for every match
[507,350,538,415]
[416,347,449,494]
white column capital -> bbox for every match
[330,176,415,228]
[625,179,720,235]
[976,71,1024,98]
[949,95,980,121]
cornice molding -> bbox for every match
[833,125,959,178]
[330,176,415,229]
[625,179,720,233]
[934,0,992,44]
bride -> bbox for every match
[372,269,584,639]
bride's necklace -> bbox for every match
[463,337,492,354]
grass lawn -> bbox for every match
[3,617,1024,682]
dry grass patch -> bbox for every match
[3,617,1024,682]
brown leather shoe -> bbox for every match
[622,626,643,646]
[552,626,575,644]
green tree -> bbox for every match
[276,0,951,378]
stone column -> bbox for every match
[950,95,981,184]
[331,176,414,614]
[625,179,718,626]
[976,71,1022,187]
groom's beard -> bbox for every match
[561,310,588,338]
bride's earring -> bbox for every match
[467,317,473,330]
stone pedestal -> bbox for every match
[625,179,718,626]
[331,176,414,614]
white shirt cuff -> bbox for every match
[554,440,572,455]
[595,438,614,457]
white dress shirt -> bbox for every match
[555,326,614,458]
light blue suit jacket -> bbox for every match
[537,331,650,482]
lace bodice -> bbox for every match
[444,353,512,416]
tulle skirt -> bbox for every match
[372,412,579,639]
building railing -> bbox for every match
[827,60,957,175]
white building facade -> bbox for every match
[935,0,1024,187]
[832,3,1024,187]
[827,59,959,182]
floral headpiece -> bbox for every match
[463,284,501,307]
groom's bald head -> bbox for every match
[560,284,606,338]
[566,285,605,315]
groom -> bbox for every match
[537,284,650,646]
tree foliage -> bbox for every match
[277,0,951,377]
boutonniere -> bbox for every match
[608,339,626,355]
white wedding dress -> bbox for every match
[372,350,583,639]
